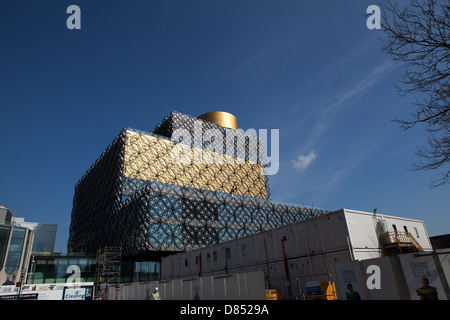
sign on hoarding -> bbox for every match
[0,282,94,300]
[398,254,447,300]
[306,281,322,296]
[0,293,38,300]
[64,288,86,300]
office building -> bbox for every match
[68,111,328,260]
[0,206,34,285]
[12,217,57,253]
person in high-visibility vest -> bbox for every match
[152,287,161,300]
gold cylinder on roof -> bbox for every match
[197,111,238,130]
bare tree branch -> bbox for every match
[380,0,450,187]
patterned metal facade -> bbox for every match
[68,111,328,259]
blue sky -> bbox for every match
[0,0,448,252]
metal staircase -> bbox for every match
[379,231,424,255]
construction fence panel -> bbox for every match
[107,271,266,300]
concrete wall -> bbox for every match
[107,271,266,300]
[111,252,450,300]
[333,251,450,300]
[0,206,12,223]
[436,249,450,290]
[332,256,410,300]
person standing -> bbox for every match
[416,278,438,300]
[345,284,361,300]
[152,287,161,300]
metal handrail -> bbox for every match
[379,231,424,252]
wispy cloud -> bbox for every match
[283,57,399,146]
[272,58,400,202]
[294,59,397,188]
[226,31,307,81]
[301,57,398,151]
[309,151,368,195]
[292,150,317,171]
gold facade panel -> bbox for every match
[123,130,267,199]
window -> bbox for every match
[392,224,397,232]
[226,248,231,259]
[185,258,188,267]
[206,253,211,263]
[37,243,44,252]
[414,227,420,238]
[0,226,11,270]
[242,244,247,257]
[4,227,26,274]
[403,226,409,233]
[213,251,217,262]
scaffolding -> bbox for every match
[95,247,121,300]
